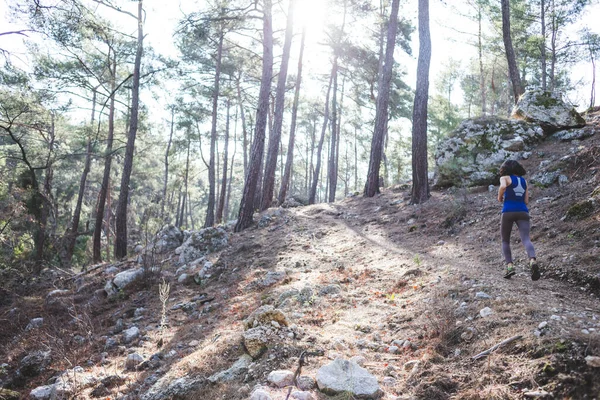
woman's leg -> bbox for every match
[515,216,536,259]
[500,213,514,263]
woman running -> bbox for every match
[497,159,540,280]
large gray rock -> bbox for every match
[512,90,586,133]
[267,370,295,388]
[316,358,382,399]
[153,224,184,253]
[208,354,253,383]
[113,268,144,290]
[175,227,229,264]
[434,117,543,187]
[29,385,54,400]
[19,351,51,378]
[140,376,205,400]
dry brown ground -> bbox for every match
[1,123,600,400]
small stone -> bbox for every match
[29,385,55,400]
[349,355,366,367]
[178,273,189,283]
[122,326,140,344]
[402,340,414,350]
[479,307,493,318]
[550,315,561,321]
[387,346,400,354]
[188,340,199,347]
[290,391,315,400]
[250,388,273,400]
[332,339,348,350]
[382,377,397,387]
[538,321,548,330]
[437,240,445,245]
[26,317,44,331]
[126,353,144,370]
[271,320,281,329]
[475,292,492,299]
[392,339,405,347]
[297,375,316,391]
[403,360,420,372]
[582,329,590,335]
[585,355,600,367]
[523,390,553,398]
[461,327,475,341]
[267,370,295,388]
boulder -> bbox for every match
[512,89,586,133]
[113,268,144,290]
[126,353,144,370]
[153,224,184,254]
[243,327,269,358]
[208,355,252,383]
[19,351,51,378]
[175,227,229,264]
[316,358,382,399]
[244,306,289,329]
[29,385,54,400]
[250,388,273,400]
[140,376,206,400]
[433,117,543,187]
[122,326,140,344]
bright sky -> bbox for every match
[1,0,599,120]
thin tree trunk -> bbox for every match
[183,137,191,227]
[478,3,486,115]
[354,125,358,192]
[161,106,175,222]
[501,0,523,103]
[66,88,97,263]
[278,26,306,205]
[328,58,339,203]
[225,107,238,221]
[237,77,248,177]
[115,0,144,259]
[309,74,334,204]
[94,52,117,263]
[541,0,547,91]
[262,0,294,211]
[590,47,596,109]
[216,98,231,224]
[235,0,273,232]
[365,0,400,197]
[410,0,431,204]
[549,0,557,91]
[206,32,224,227]
[35,114,56,268]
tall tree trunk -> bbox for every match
[309,74,334,204]
[278,26,306,205]
[34,114,56,269]
[501,0,524,103]
[410,0,431,204]
[261,0,295,210]
[328,58,339,202]
[182,137,191,227]
[478,3,487,115]
[94,52,117,263]
[225,109,238,221]
[549,0,557,91]
[205,32,224,227]
[66,88,97,263]
[541,0,547,91]
[354,125,358,192]
[590,45,596,109]
[365,0,400,197]
[161,107,175,222]
[115,0,143,259]
[216,98,231,224]
[235,0,273,232]
[237,77,248,177]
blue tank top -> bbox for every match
[502,175,529,213]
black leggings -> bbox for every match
[501,211,536,264]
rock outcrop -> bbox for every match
[433,117,542,187]
[512,89,586,133]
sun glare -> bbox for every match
[294,0,327,38]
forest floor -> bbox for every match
[1,115,600,399]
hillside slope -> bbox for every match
[1,115,599,400]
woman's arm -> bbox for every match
[525,186,529,205]
[497,176,509,202]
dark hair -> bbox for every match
[499,159,526,176]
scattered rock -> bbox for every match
[319,284,342,296]
[479,307,493,318]
[259,271,287,287]
[126,353,144,370]
[475,292,492,299]
[25,317,44,331]
[297,375,316,391]
[523,390,553,398]
[243,327,269,358]
[291,391,315,400]
[267,370,295,388]
[316,358,382,399]
[29,385,54,400]
[122,326,140,344]
[208,355,252,383]
[113,268,144,290]
[19,351,51,378]
[585,356,600,368]
[175,227,228,264]
[152,224,184,254]
[244,305,289,329]
[403,360,420,372]
[250,388,273,400]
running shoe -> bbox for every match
[530,258,541,281]
[504,264,516,279]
